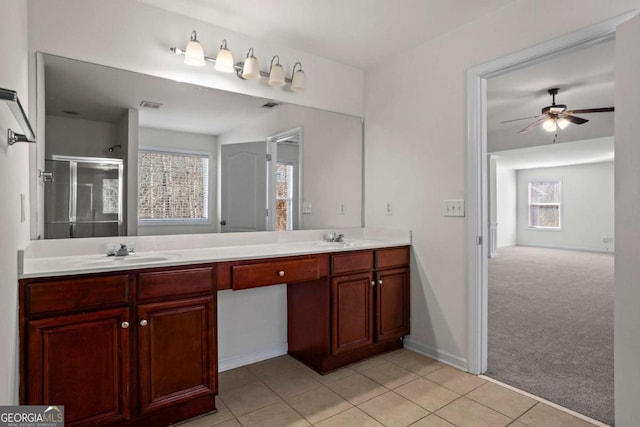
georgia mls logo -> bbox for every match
[0,405,64,427]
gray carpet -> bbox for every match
[486,246,614,425]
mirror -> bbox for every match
[38,53,363,238]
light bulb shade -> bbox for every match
[242,56,261,80]
[542,118,557,132]
[268,63,286,87]
[184,40,205,66]
[291,69,306,92]
[557,117,570,129]
[215,40,235,73]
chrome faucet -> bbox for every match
[326,232,345,243]
[107,243,135,257]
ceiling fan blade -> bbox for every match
[565,107,614,114]
[500,114,544,124]
[518,117,548,134]
[564,115,588,125]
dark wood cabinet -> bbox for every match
[137,296,216,414]
[20,264,217,427]
[288,246,411,373]
[26,307,130,426]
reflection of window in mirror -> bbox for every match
[275,162,294,231]
[138,148,210,223]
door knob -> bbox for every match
[140,319,148,327]
[378,279,383,285]
[278,271,285,277]
[121,321,129,329]
[220,220,227,226]
[371,281,376,286]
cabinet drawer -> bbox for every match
[331,251,373,275]
[232,257,319,290]
[376,247,410,269]
[138,268,213,301]
[27,275,129,315]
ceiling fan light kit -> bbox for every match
[502,87,614,135]
[170,30,306,92]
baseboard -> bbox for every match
[403,338,468,371]
[517,243,614,254]
[219,343,288,372]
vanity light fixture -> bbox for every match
[241,48,260,80]
[184,30,205,66]
[214,39,235,73]
[170,30,305,91]
[268,56,286,87]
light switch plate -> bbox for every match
[302,202,312,214]
[443,199,465,217]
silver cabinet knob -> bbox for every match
[378,279,383,285]
[140,319,148,327]
[121,321,129,329]
[278,271,285,277]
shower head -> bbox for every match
[108,144,122,152]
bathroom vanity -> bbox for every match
[18,229,410,426]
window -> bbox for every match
[138,148,209,223]
[275,162,294,231]
[528,180,561,229]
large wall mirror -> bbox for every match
[36,53,363,239]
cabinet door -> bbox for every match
[26,308,130,426]
[375,268,410,341]
[137,296,216,414]
[331,272,374,355]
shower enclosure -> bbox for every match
[44,155,123,239]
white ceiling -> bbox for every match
[44,54,279,135]
[136,0,514,69]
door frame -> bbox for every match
[466,10,639,375]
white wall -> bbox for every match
[137,127,218,236]
[0,0,29,405]
[496,166,517,248]
[45,115,120,158]
[364,0,640,369]
[516,162,614,252]
[220,104,362,230]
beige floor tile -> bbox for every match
[409,414,456,426]
[175,401,234,426]
[326,373,388,405]
[383,349,446,376]
[247,355,306,380]
[218,366,259,391]
[517,403,597,427]
[237,401,310,427]
[507,422,528,427]
[466,382,536,419]
[315,407,383,427]
[425,365,486,394]
[358,391,430,427]
[361,361,419,389]
[261,369,322,398]
[395,378,460,412]
[435,397,512,427]
[218,381,281,417]
[301,365,358,384]
[285,385,353,424]
[208,420,241,427]
[350,355,389,372]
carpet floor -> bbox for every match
[486,246,614,425]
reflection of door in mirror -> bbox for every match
[268,128,301,231]
[44,156,123,238]
[220,142,267,232]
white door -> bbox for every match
[220,142,267,232]
[613,13,640,427]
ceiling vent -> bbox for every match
[139,101,163,109]
[261,102,280,109]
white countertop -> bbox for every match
[19,228,411,279]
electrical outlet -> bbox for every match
[339,203,345,215]
[303,202,312,214]
[385,201,393,216]
[443,199,465,217]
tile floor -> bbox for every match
[177,349,599,427]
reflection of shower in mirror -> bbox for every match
[108,144,122,153]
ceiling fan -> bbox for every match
[501,88,614,134]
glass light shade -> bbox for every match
[184,40,205,66]
[215,47,235,73]
[242,56,261,80]
[268,64,286,87]
[542,118,557,132]
[557,117,570,130]
[291,69,306,92]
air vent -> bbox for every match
[261,102,280,109]
[139,101,163,109]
